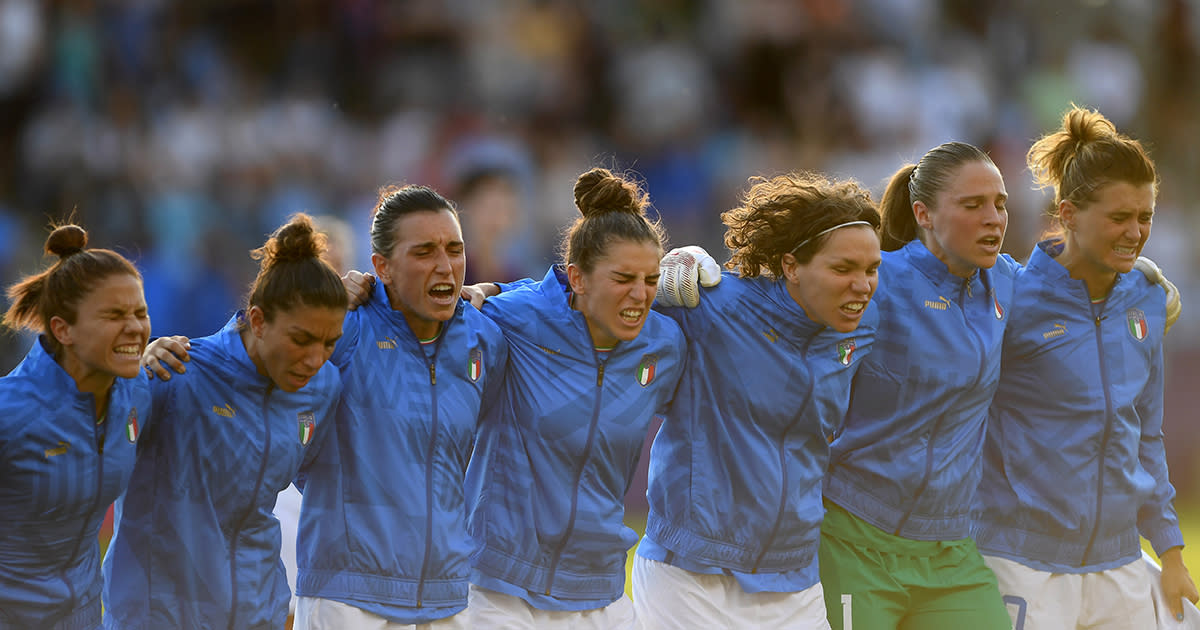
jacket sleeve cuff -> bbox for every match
[1148,526,1186,557]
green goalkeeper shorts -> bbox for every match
[819,500,1013,630]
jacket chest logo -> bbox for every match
[468,347,483,382]
[1042,323,1067,340]
[990,289,1004,320]
[44,441,69,459]
[212,403,235,418]
[924,296,951,311]
[837,339,856,366]
[1126,308,1148,342]
[298,412,316,446]
[377,336,398,350]
[125,408,140,443]
[637,354,658,387]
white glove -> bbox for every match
[656,245,722,308]
[1134,256,1181,334]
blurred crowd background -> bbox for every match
[1,0,1198,497]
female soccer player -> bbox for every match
[104,213,347,629]
[462,167,686,629]
[634,171,882,629]
[0,223,151,629]
[818,142,1017,630]
[142,187,508,630]
[293,185,508,629]
[974,105,1199,629]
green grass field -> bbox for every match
[621,503,1200,598]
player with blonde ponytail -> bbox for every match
[974,105,1199,629]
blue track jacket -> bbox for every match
[103,314,341,630]
[973,240,1183,571]
[825,240,1018,540]
[640,272,877,591]
[466,266,685,608]
[0,337,150,630]
[295,282,507,623]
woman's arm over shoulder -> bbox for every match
[653,271,744,339]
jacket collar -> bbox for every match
[540,265,573,307]
[27,335,121,411]
[900,239,980,290]
[365,278,464,340]
[30,335,87,398]
[764,276,826,340]
[1028,238,1132,302]
[540,264,610,353]
[211,312,275,387]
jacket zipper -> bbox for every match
[749,335,815,572]
[227,385,275,630]
[1080,300,1113,566]
[62,398,108,614]
[893,274,984,535]
[543,355,607,594]
[416,326,448,607]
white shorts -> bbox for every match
[273,484,303,614]
[630,555,830,630]
[467,584,637,630]
[984,553,1155,630]
[294,597,470,630]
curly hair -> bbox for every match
[721,171,879,278]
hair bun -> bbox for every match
[44,225,88,258]
[1065,107,1116,145]
[572,167,647,218]
[253,213,326,266]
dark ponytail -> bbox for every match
[879,142,995,252]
